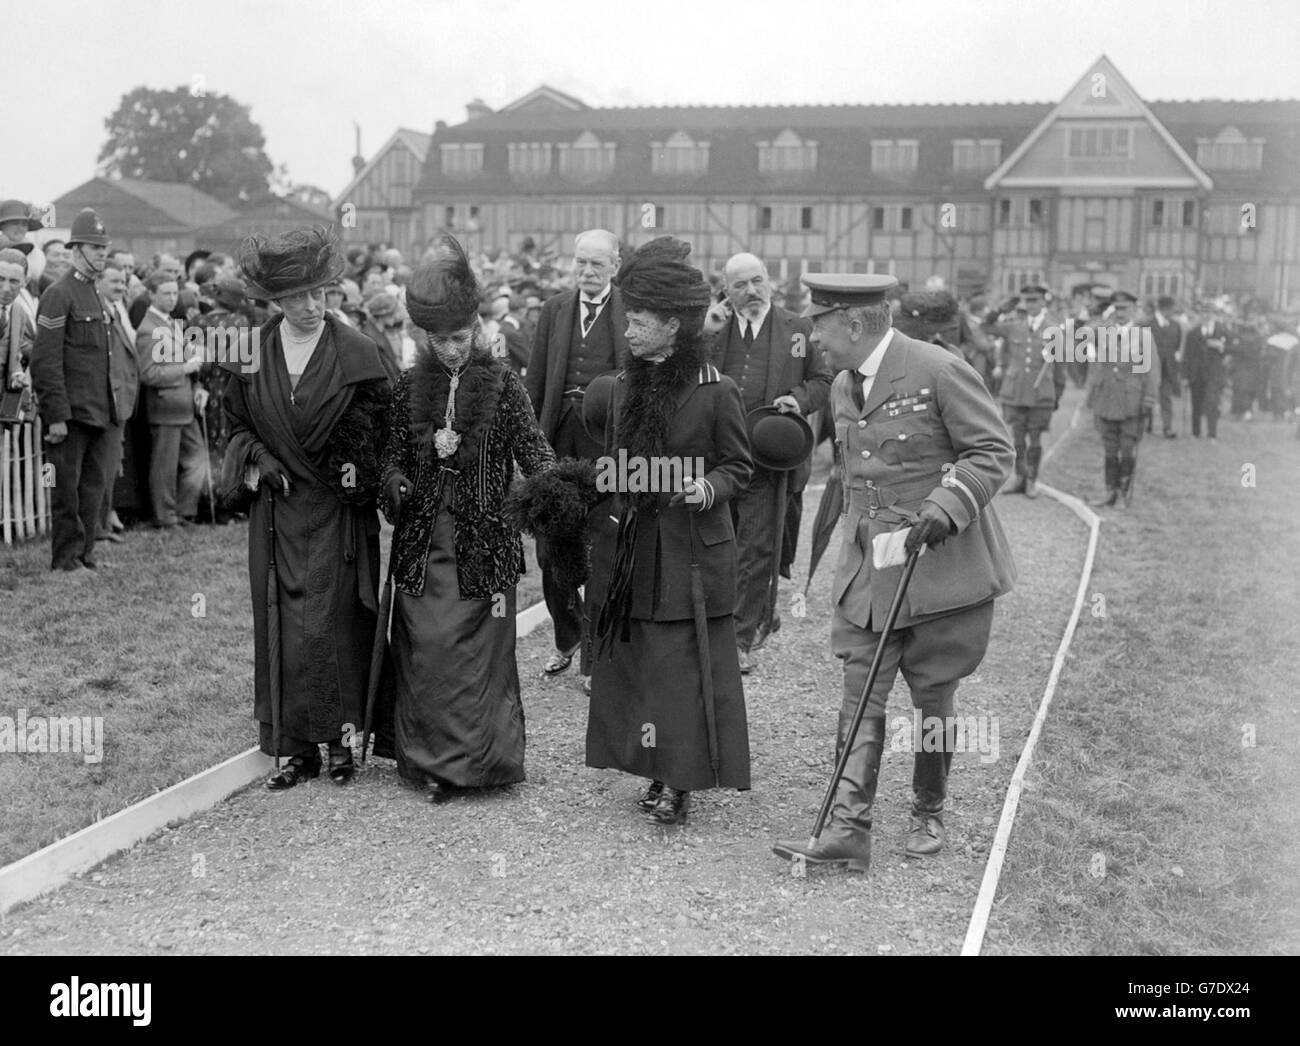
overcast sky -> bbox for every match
[7,0,1299,205]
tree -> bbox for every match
[97,86,275,206]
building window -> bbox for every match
[1141,272,1183,298]
[1196,127,1264,171]
[758,129,817,174]
[871,206,885,231]
[1066,126,1133,160]
[952,139,1001,172]
[1003,270,1045,296]
[557,131,615,180]
[444,205,455,227]
[997,197,1047,227]
[800,206,814,231]
[1148,197,1197,228]
[756,204,818,232]
[871,139,919,174]
[759,206,773,231]
[507,142,553,177]
[651,131,710,176]
[869,205,916,233]
[899,206,913,231]
[440,143,484,178]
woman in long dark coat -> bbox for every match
[585,237,753,824]
[220,227,391,789]
[381,236,556,802]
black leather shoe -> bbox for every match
[651,788,690,825]
[425,780,462,804]
[266,755,321,790]
[636,780,665,812]
[328,743,354,785]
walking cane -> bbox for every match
[361,502,401,765]
[266,489,283,772]
[764,468,789,640]
[806,544,921,848]
[687,514,721,787]
[198,410,215,522]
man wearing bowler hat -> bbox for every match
[703,252,830,673]
[772,273,1015,871]
[30,208,121,570]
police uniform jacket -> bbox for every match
[832,330,1016,631]
[995,313,1068,408]
[1084,325,1161,420]
[587,362,753,622]
[30,268,118,429]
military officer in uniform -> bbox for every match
[30,209,120,571]
[772,274,1015,873]
[994,284,1068,498]
[1086,290,1160,507]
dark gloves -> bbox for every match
[384,472,413,520]
[668,477,713,511]
[256,451,291,496]
[904,501,955,555]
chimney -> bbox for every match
[466,98,492,121]
[351,122,365,174]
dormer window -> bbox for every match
[1196,126,1264,171]
[557,131,616,180]
[440,143,484,178]
[507,142,553,177]
[952,139,1001,173]
[871,139,919,174]
[758,129,817,174]
[1066,126,1133,159]
[651,131,710,176]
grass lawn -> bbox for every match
[0,517,543,867]
[986,410,1300,954]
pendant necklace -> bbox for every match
[434,359,469,458]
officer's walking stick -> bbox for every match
[807,544,922,848]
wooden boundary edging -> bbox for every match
[0,599,554,916]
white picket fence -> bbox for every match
[1,418,49,546]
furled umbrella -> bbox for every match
[361,502,401,764]
[265,489,282,772]
[687,515,720,787]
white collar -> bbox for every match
[735,301,772,336]
[580,284,611,307]
[858,328,895,378]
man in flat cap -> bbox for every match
[993,284,1068,497]
[1086,290,1160,507]
[772,273,1015,872]
[703,252,830,672]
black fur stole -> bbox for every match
[615,338,704,509]
[406,348,507,470]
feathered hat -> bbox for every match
[616,236,711,316]
[238,225,344,300]
[405,234,482,334]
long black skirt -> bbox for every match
[586,614,750,791]
[390,491,525,788]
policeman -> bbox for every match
[772,274,1015,872]
[1085,290,1160,507]
[994,284,1068,498]
[29,208,119,571]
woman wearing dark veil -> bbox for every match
[219,226,391,789]
[381,236,556,802]
[584,237,753,824]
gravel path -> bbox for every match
[0,406,1089,955]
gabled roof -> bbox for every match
[332,128,432,209]
[53,177,237,233]
[984,55,1212,191]
[501,84,588,113]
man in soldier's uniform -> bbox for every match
[994,284,1068,498]
[1086,290,1160,507]
[772,274,1015,873]
[30,209,120,570]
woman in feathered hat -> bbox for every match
[381,234,557,803]
[584,237,754,824]
[218,226,393,789]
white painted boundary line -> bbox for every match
[0,599,553,916]
[961,403,1100,956]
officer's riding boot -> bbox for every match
[1118,454,1136,506]
[1092,455,1120,507]
[1024,445,1042,499]
[772,717,885,873]
[906,719,955,858]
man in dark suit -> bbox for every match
[495,295,530,375]
[772,273,1015,873]
[703,252,830,672]
[1184,303,1231,440]
[29,209,120,570]
[526,229,629,684]
[1146,295,1183,438]
[136,272,205,527]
